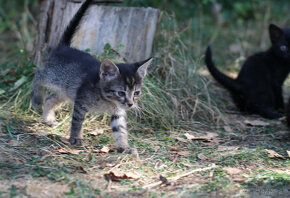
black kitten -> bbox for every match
[205,24,290,119]
[287,98,290,128]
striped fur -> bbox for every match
[31,0,153,152]
[111,109,129,152]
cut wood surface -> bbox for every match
[33,0,159,65]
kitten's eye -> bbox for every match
[117,91,125,97]
[280,45,288,52]
[134,91,140,96]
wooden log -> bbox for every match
[32,0,159,65]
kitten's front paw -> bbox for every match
[69,137,84,146]
[117,147,138,156]
[44,120,59,127]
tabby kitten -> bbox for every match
[205,24,290,119]
[31,0,152,153]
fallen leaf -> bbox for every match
[264,149,285,159]
[7,139,20,146]
[223,126,233,133]
[101,162,115,168]
[37,131,50,136]
[175,137,187,143]
[104,170,141,181]
[100,146,110,153]
[56,148,83,155]
[197,153,208,161]
[184,133,195,140]
[93,146,110,154]
[170,148,191,156]
[88,128,104,136]
[223,167,242,175]
[185,132,218,142]
[217,145,239,151]
[244,120,270,126]
[206,132,218,139]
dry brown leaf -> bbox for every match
[88,129,104,136]
[170,148,191,156]
[175,137,187,143]
[223,167,242,175]
[205,132,218,139]
[56,148,83,155]
[7,139,20,146]
[100,146,110,153]
[101,162,115,168]
[184,133,195,140]
[176,151,191,156]
[264,149,285,159]
[93,146,110,154]
[244,120,270,126]
[37,131,50,136]
[217,145,239,151]
[104,170,141,181]
[185,132,218,142]
[197,153,208,161]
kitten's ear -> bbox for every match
[269,24,284,43]
[100,59,120,81]
[136,58,153,78]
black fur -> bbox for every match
[205,24,290,119]
[287,98,290,128]
[59,0,92,46]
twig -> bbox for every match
[142,164,217,189]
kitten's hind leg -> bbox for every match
[31,69,44,110]
[69,100,88,146]
[248,104,283,119]
[42,93,65,127]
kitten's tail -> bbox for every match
[205,46,242,93]
[58,0,92,46]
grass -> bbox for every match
[0,0,290,197]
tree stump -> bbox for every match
[33,0,159,65]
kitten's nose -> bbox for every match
[127,103,133,107]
